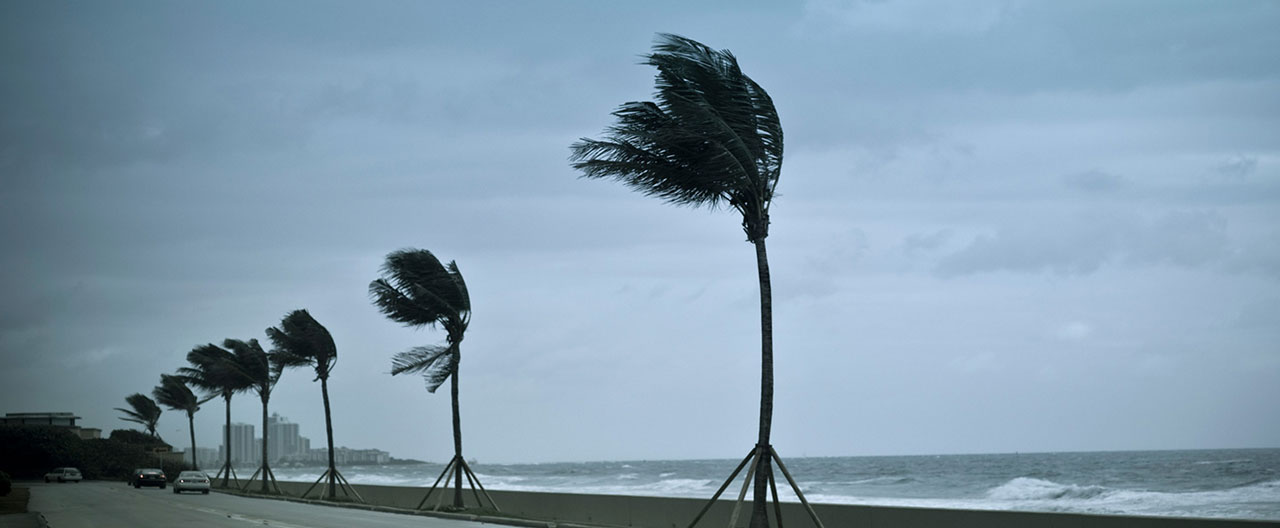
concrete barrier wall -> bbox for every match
[263,480,1279,528]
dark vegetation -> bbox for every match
[0,470,11,496]
[0,426,191,481]
[0,487,26,515]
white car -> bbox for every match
[44,467,82,483]
[172,471,211,494]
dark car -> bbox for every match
[131,468,166,489]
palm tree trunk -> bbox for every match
[451,356,463,509]
[321,375,337,500]
[261,396,270,493]
[222,393,232,486]
[188,412,198,470]
[749,238,774,528]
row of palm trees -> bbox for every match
[117,309,347,498]
[114,251,474,506]
[115,32,808,526]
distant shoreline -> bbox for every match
[242,457,428,470]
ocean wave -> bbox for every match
[1194,459,1253,465]
[849,476,916,486]
[978,477,1280,519]
[987,477,1111,501]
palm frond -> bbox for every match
[570,33,783,241]
[266,309,337,379]
[446,260,471,321]
[369,279,444,328]
[153,374,199,415]
[115,393,161,435]
[390,344,457,393]
[223,338,284,396]
[182,343,251,398]
[370,249,470,330]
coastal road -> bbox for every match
[28,480,491,528]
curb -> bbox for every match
[212,488,623,528]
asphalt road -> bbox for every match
[28,480,492,528]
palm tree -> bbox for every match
[115,393,163,439]
[180,343,252,487]
[370,249,496,511]
[223,337,288,494]
[570,34,818,528]
[153,374,201,470]
[267,309,362,502]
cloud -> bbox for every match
[808,229,870,274]
[1054,322,1094,341]
[801,0,1013,35]
[1217,155,1259,180]
[1062,169,1125,193]
[903,229,954,255]
[934,210,1243,277]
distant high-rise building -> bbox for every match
[266,413,308,463]
[191,447,219,469]
[219,423,257,465]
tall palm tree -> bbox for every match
[153,374,201,470]
[570,34,817,528]
[223,337,288,494]
[180,343,252,486]
[370,249,495,511]
[267,309,361,502]
[115,393,163,439]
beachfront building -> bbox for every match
[1,411,101,439]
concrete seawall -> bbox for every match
[262,480,1279,528]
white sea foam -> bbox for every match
[848,476,915,486]
[987,477,1110,501]
[1194,458,1253,465]
[979,477,1280,519]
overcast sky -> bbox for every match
[2,1,1278,465]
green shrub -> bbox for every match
[107,429,169,447]
[0,426,79,479]
[0,426,190,482]
[0,470,11,496]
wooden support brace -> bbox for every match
[769,447,825,528]
[728,447,761,528]
[687,449,757,528]
[417,458,456,510]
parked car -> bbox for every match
[172,471,210,494]
[130,468,166,489]
[44,467,82,483]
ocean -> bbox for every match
[268,448,1280,520]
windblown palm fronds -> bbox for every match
[569,33,799,528]
[267,309,359,501]
[115,393,162,438]
[570,33,782,242]
[153,373,202,469]
[370,248,482,509]
[179,343,251,485]
[223,337,289,493]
